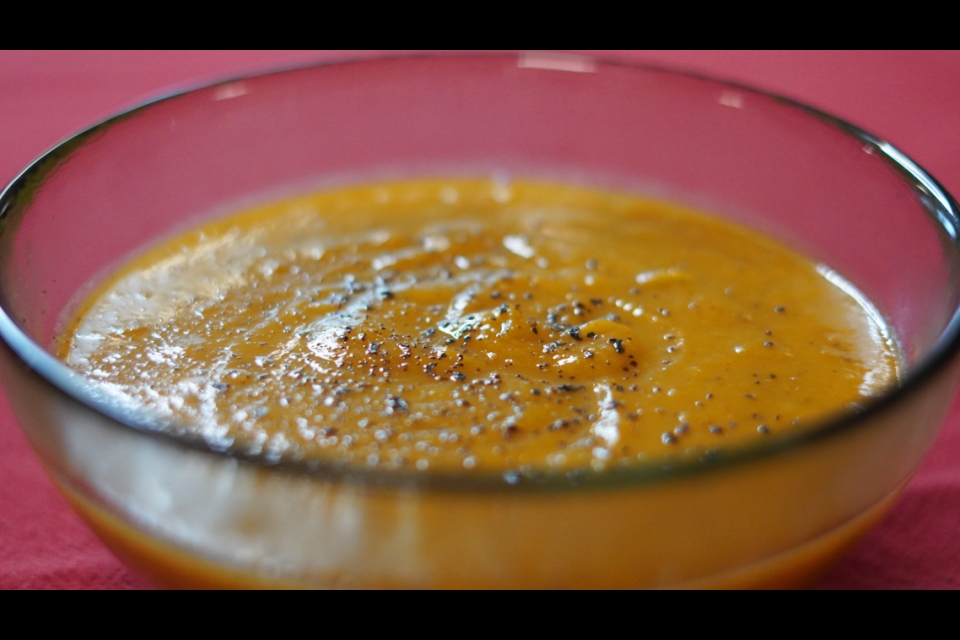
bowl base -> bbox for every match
[58,478,902,590]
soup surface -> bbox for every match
[58,179,899,473]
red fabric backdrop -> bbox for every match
[1,51,958,589]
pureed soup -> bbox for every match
[57,179,900,475]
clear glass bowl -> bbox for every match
[2,53,959,588]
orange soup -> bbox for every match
[58,179,899,475]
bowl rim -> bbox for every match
[2,51,960,491]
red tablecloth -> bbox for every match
[1,51,958,589]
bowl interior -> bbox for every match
[2,53,959,472]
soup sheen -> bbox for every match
[58,180,900,473]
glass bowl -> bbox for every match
[1,53,959,589]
